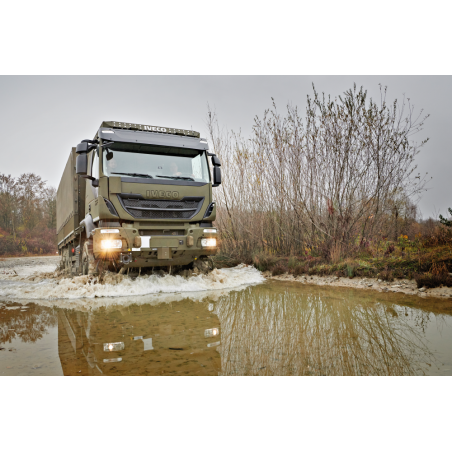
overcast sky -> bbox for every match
[0,76,450,218]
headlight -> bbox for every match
[203,228,217,233]
[201,238,216,247]
[103,342,124,352]
[204,328,219,338]
[101,239,122,249]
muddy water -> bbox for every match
[1,277,452,376]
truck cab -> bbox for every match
[56,121,221,275]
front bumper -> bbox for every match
[91,225,217,266]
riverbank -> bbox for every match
[264,271,452,300]
[214,241,452,296]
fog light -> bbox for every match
[203,228,217,233]
[201,238,216,247]
[101,229,120,234]
[101,239,122,249]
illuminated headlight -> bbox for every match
[101,229,119,234]
[101,239,122,249]
[203,228,216,233]
[201,238,216,247]
[103,342,124,352]
[204,328,219,338]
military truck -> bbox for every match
[56,121,221,275]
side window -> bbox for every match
[92,150,99,179]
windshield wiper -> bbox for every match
[112,172,153,179]
[156,175,195,181]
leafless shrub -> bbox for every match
[330,242,342,264]
[208,85,429,261]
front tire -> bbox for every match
[193,257,215,273]
[81,239,97,275]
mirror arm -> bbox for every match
[81,175,99,187]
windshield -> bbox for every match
[102,143,210,183]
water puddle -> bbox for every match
[1,279,452,375]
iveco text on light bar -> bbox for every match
[99,121,200,138]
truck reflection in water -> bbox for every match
[57,300,222,376]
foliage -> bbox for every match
[346,263,356,278]
[0,172,56,255]
[439,208,452,227]
[414,273,452,289]
[379,269,394,282]
[271,263,287,276]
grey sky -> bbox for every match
[0,76,449,218]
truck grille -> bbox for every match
[118,196,204,220]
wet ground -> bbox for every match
[1,257,452,375]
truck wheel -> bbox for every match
[81,240,97,275]
[193,257,215,274]
[61,247,69,272]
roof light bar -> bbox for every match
[100,121,200,138]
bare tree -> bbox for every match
[208,85,429,261]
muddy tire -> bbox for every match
[61,247,72,273]
[81,240,98,276]
[193,257,215,274]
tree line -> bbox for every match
[0,173,56,255]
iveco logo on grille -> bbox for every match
[146,190,179,199]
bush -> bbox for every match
[346,263,356,278]
[380,269,394,282]
[414,273,452,289]
[294,265,305,276]
[271,263,287,276]
[288,256,298,270]
[253,253,277,272]
[0,227,56,256]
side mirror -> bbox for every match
[76,142,89,154]
[211,155,221,167]
[213,166,221,187]
[76,154,88,175]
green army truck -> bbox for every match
[56,121,221,275]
